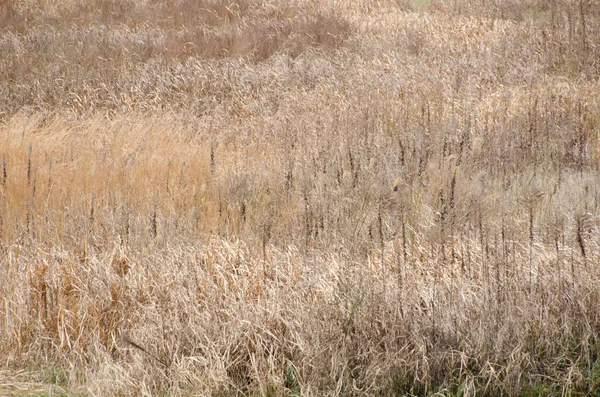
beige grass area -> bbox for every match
[1,0,600,396]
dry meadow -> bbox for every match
[1,0,600,395]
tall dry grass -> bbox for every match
[1,0,600,395]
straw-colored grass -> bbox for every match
[1,0,600,395]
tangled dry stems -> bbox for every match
[1,0,600,396]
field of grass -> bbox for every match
[1,0,600,395]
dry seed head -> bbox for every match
[392,176,403,192]
[472,136,483,153]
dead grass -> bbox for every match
[1,0,600,396]
[0,0,353,118]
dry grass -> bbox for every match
[1,0,600,396]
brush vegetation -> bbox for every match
[1,0,600,396]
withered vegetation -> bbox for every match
[1,0,600,395]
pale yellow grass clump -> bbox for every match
[1,0,600,396]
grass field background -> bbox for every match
[1,0,600,395]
